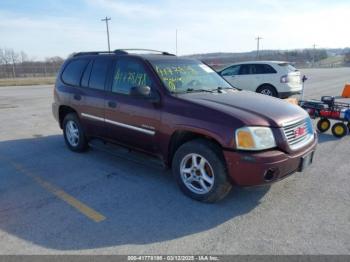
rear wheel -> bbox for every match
[63,113,88,152]
[172,139,232,203]
[256,85,278,97]
[331,122,348,138]
[317,118,331,133]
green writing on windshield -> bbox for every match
[155,65,198,91]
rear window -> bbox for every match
[61,59,89,86]
[278,63,298,72]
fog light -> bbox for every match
[264,169,276,182]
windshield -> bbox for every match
[150,59,232,93]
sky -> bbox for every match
[0,0,349,60]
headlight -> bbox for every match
[235,127,276,151]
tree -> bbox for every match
[344,52,350,64]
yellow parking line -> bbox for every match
[10,161,106,223]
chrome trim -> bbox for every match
[81,113,104,122]
[282,118,314,150]
[105,119,155,135]
[81,113,155,136]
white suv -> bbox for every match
[218,61,302,98]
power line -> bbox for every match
[255,36,263,60]
[176,29,178,56]
[101,17,111,52]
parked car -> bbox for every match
[218,61,302,98]
[53,49,317,202]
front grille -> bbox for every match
[283,118,314,150]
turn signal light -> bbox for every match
[237,130,255,149]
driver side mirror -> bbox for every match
[130,85,151,97]
[130,85,160,104]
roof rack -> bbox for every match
[72,51,113,57]
[71,49,175,58]
[114,49,175,56]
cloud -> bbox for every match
[0,0,349,59]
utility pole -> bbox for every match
[256,36,263,60]
[101,17,111,52]
[175,29,178,56]
[312,43,316,67]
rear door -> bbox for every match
[77,57,112,138]
[104,56,161,153]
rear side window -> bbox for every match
[81,60,93,88]
[89,59,110,90]
[61,59,89,86]
[254,64,277,74]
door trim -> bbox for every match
[81,113,156,136]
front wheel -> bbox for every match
[63,113,89,152]
[172,139,232,203]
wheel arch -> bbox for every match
[59,105,78,129]
[256,83,277,93]
[167,129,224,168]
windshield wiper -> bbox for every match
[211,86,239,92]
[185,88,214,93]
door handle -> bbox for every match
[73,94,82,101]
[108,101,117,108]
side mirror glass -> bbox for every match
[130,85,151,97]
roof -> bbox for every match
[228,60,289,65]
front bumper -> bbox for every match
[223,134,318,186]
[52,102,59,123]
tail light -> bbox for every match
[280,75,289,83]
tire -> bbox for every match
[256,85,278,97]
[331,122,348,138]
[63,113,88,152]
[317,118,331,133]
[347,122,350,132]
[172,139,232,203]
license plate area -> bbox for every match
[299,151,314,172]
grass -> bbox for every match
[0,77,55,87]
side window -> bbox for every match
[254,64,277,74]
[221,65,240,76]
[112,58,154,95]
[89,59,110,90]
[239,64,252,75]
[81,60,93,88]
[61,59,89,86]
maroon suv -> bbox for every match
[52,49,317,202]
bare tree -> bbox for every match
[9,49,19,78]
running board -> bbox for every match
[88,139,167,170]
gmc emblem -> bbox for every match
[294,126,306,137]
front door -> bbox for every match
[104,57,161,153]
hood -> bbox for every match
[177,90,308,127]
